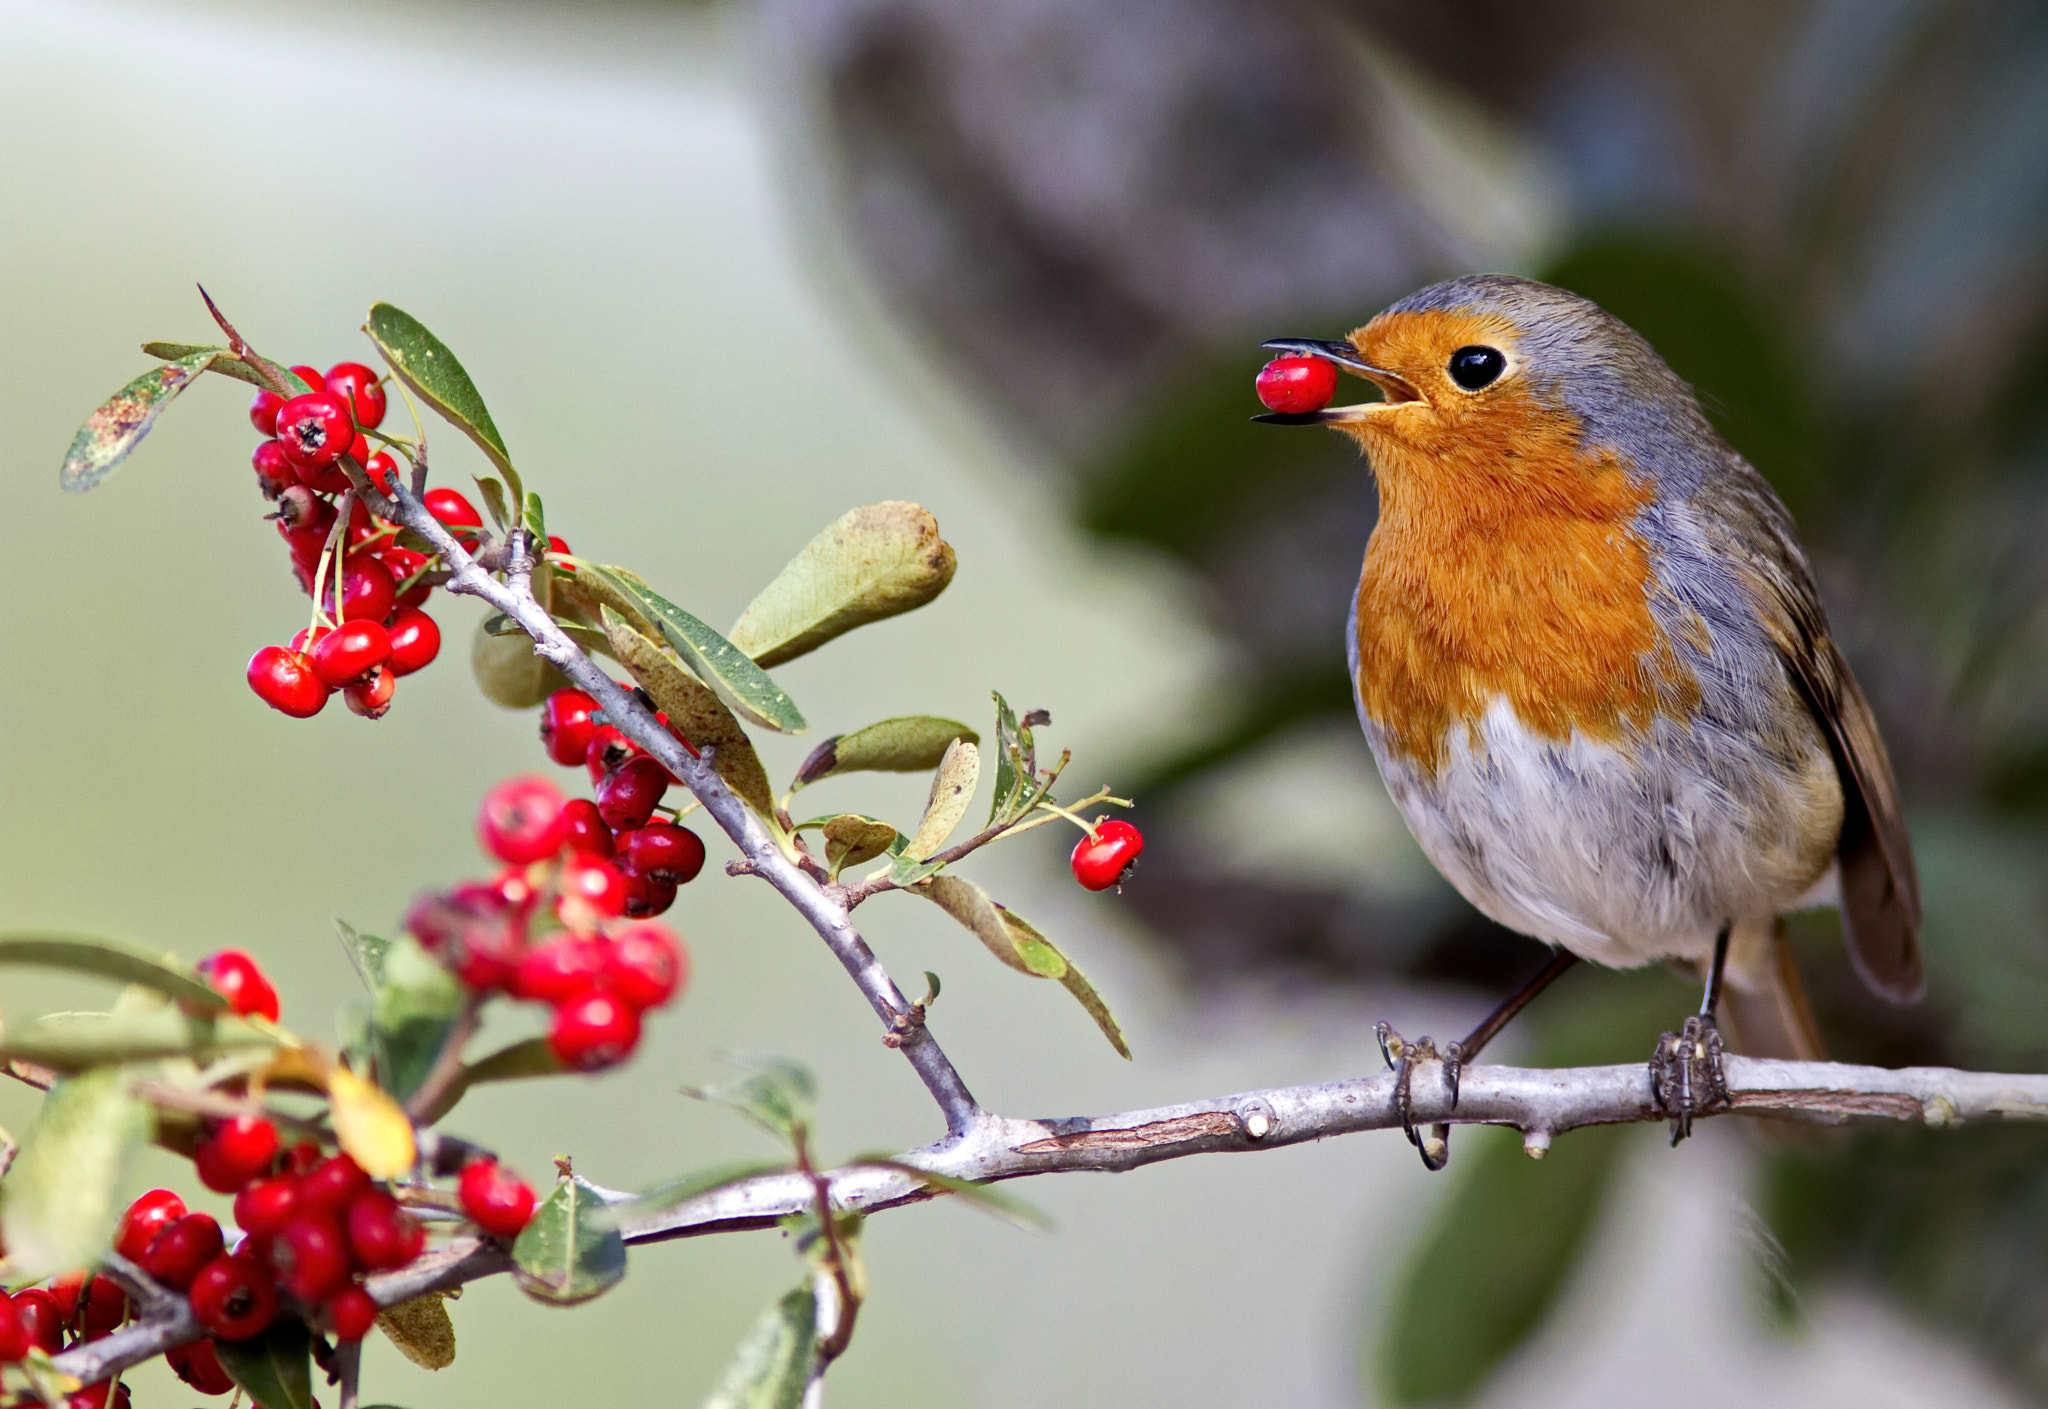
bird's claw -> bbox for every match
[1650,1014,1728,1145]
[1376,1023,1458,1171]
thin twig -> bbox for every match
[403,996,484,1124]
[368,481,983,1137]
[795,1130,859,1366]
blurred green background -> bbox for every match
[4,0,2047,1405]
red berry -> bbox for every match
[559,853,628,921]
[298,1153,370,1220]
[539,689,600,768]
[64,1381,129,1409]
[384,606,441,675]
[288,364,326,395]
[50,1271,126,1333]
[274,1214,350,1301]
[1254,355,1339,415]
[620,869,677,918]
[548,988,641,1071]
[233,1176,300,1237]
[115,1188,187,1263]
[195,949,281,1023]
[364,449,401,495]
[1070,819,1145,892]
[249,389,285,437]
[143,1212,225,1291]
[457,1159,536,1237]
[275,391,354,475]
[344,666,398,719]
[424,487,483,536]
[195,1116,281,1193]
[382,547,431,605]
[602,921,686,1009]
[326,1283,378,1342]
[596,756,669,830]
[329,556,396,625]
[624,823,704,886]
[546,534,571,558]
[246,645,329,719]
[583,724,640,784]
[273,484,331,537]
[0,1295,29,1363]
[344,1190,423,1271]
[324,362,387,430]
[477,776,567,865]
[167,1337,237,1395]
[309,619,390,687]
[187,1254,276,1341]
[251,439,296,498]
[512,933,610,1005]
[10,1290,60,1353]
[558,799,615,858]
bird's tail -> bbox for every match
[1718,916,1824,1061]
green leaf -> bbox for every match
[511,1173,628,1306]
[848,1157,1051,1231]
[370,937,466,1105]
[583,566,805,735]
[416,1037,566,1125]
[792,717,979,791]
[59,351,217,493]
[1055,954,1131,1061]
[698,1285,816,1409]
[469,615,571,709]
[917,881,1130,1057]
[811,815,901,877]
[140,342,273,390]
[474,475,511,533]
[727,501,958,667]
[685,1057,817,1145]
[363,303,520,504]
[523,491,547,545]
[0,1008,277,1070]
[0,934,227,1012]
[920,876,1061,977]
[598,607,776,817]
[335,918,393,991]
[0,1067,154,1280]
[215,1315,315,1409]
[986,694,1049,827]
[902,739,979,861]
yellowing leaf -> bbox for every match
[601,608,777,817]
[904,739,979,861]
[729,502,957,667]
[328,1066,417,1177]
[792,717,979,791]
[378,1293,457,1370]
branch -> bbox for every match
[47,1054,2046,1386]
[367,483,981,1136]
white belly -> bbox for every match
[1367,698,1843,969]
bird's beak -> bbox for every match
[1252,337,1422,424]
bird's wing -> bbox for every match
[1700,469,1924,1003]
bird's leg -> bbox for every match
[1375,1023,1449,1171]
[1651,922,1733,1145]
[1376,950,1579,1173]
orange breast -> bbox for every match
[1347,381,1699,774]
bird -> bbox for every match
[1258,274,1922,1166]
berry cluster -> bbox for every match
[405,764,695,1072]
[242,361,460,720]
[0,946,544,1403]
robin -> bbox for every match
[1258,274,1922,1167]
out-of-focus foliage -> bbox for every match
[761,0,2048,1399]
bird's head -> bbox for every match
[1260,275,1695,515]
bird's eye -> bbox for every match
[1447,345,1505,391]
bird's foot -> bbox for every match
[1376,1023,1462,1171]
[1649,1014,1728,1146]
